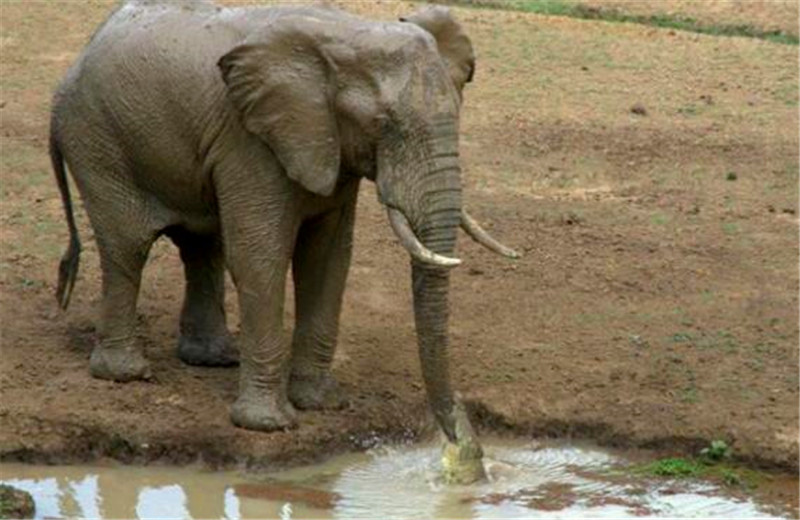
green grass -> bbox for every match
[650,212,668,226]
[722,222,739,236]
[633,457,761,487]
[645,457,703,477]
[442,0,799,45]
[625,441,763,489]
[667,329,740,353]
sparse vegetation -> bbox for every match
[701,440,732,463]
[646,457,703,477]
[628,441,763,490]
[441,0,799,44]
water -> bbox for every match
[1,440,796,519]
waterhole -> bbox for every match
[1,439,796,519]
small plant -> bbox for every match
[680,386,699,403]
[671,332,693,343]
[700,440,732,462]
[722,222,739,235]
[648,458,702,477]
[625,452,761,490]
[721,468,742,487]
[650,212,668,226]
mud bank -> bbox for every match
[1,397,797,474]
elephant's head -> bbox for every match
[218,5,518,483]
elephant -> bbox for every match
[50,0,518,482]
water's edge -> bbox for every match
[4,402,798,474]
[2,439,797,520]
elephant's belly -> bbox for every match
[174,211,221,237]
[135,163,221,237]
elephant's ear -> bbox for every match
[218,22,340,197]
[400,6,475,94]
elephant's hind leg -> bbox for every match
[167,228,237,367]
[90,225,155,382]
[289,194,357,410]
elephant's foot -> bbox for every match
[90,345,151,382]
[177,333,239,367]
[230,392,297,432]
[289,370,348,410]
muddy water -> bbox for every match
[1,440,796,519]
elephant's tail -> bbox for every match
[50,127,81,310]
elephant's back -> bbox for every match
[52,1,249,220]
[56,1,241,124]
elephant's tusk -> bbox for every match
[387,208,462,268]
[460,210,521,259]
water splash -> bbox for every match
[1,439,794,519]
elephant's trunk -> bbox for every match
[379,114,486,484]
[409,145,485,484]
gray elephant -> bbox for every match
[51,0,517,477]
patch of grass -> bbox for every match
[650,212,668,226]
[722,222,739,235]
[680,385,699,404]
[753,341,776,355]
[666,329,742,356]
[647,457,703,477]
[677,104,699,116]
[632,457,762,488]
[670,332,693,343]
[626,441,763,489]
[442,0,799,45]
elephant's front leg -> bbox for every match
[217,164,299,431]
[230,262,297,431]
[289,191,357,410]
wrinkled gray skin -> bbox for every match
[51,0,514,483]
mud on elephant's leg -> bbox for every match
[288,195,357,410]
[229,258,297,431]
[216,165,299,431]
[169,228,237,367]
[90,233,154,382]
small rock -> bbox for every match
[630,103,648,116]
[699,94,714,105]
[0,484,35,519]
[560,211,582,226]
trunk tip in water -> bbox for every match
[440,399,487,485]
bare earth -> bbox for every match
[1,0,798,493]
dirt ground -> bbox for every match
[1,0,798,491]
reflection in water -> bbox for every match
[136,486,187,519]
[0,440,794,519]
